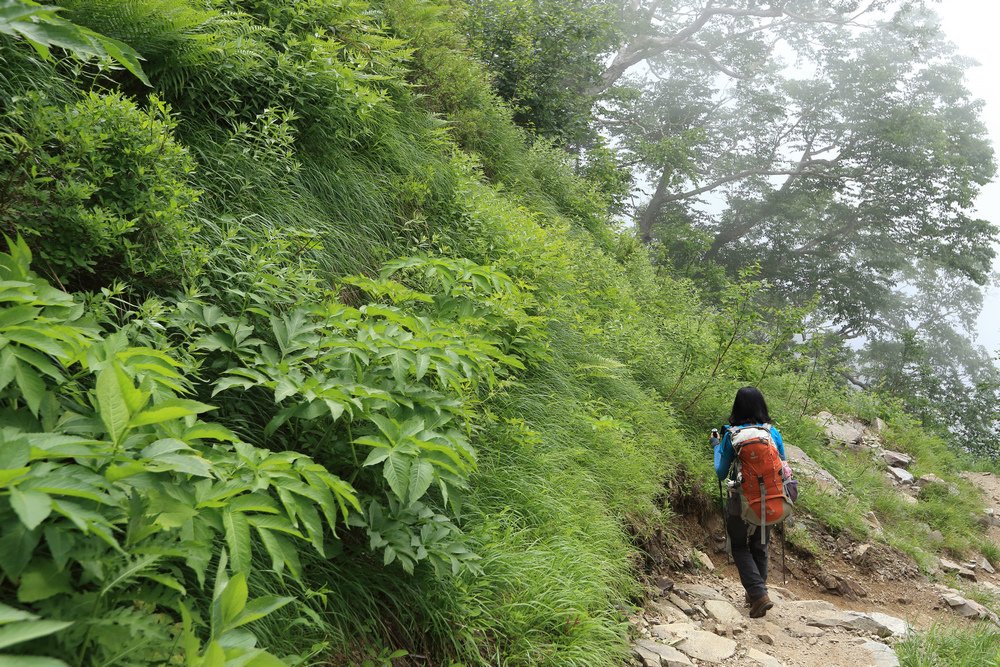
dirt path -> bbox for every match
[629,472,1000,667]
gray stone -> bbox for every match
[649,622,697,640]
[940,557,977,581]
[858,611,911,639]
[747,647,784,667]
[862,640,900,667]
[674,583,726,602]
[899,493,918,506]
[941,592,1000,624]
[803,610,905,638]
[648,600,689,624]
[784,445,845,495]
[704,599,744,626]
[667,592,694,614]
[675,631,737,664]
[881,450,913,468]
[888,467,914,484]
[814,411,866,448]
[757,631,775,645]
[978,556,996,575]
[633,643,661,667]
[872,417,888,433]
[692,549,715,571]
[634,639,694,667]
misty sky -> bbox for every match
[935,2,1000,353]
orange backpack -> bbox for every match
[729,424,793,544]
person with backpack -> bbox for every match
[713,386,794,618]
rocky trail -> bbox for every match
[628,415,1000,667]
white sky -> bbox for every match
[935,2,1000,353]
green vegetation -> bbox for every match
[897,624,1000,667]
[0,0,998,664]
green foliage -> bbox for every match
[0,91,199,284]
[0,236,353,664]
[897,623,1000,667]
[5,0,998,664]
[0,0,148,84]
[463,0,618,143]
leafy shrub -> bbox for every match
[0,236,354,664]
[0,91,199,284]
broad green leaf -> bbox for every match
[9,488,51,530]
[202,641,226,667]
[3,327,66,358]
[242,652,289,667]
[0,523,40,578]
[0,619,72,650]
[130,399,215,427]
[43,527,73,570]
[22,468,109,504]
[361,448,390,467]
[95,32,151,86]
[229,494,278,514]
[13,361,45,416]
[0,604,35,626]
[114,361,148,415]
[0,349,16,391]
[17,563,72,602]
[229,596,293,631]
[95,365,129,443]
[218,572,248,631]
[0,305,39,330]
[0,435,29,469]
[382,452,411,503]
[407,460,434,505]
[141,438,192,458]
[0,655,71,666]
[185,423,238,442]
[222,510,251,573]
[147,453,214,478]
[256,528,301,578]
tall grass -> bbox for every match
[897,624,1000,667]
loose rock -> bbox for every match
[675,631,737,664]
[862,640,900,667]
[674,583,726,602]
[785,445,845,495]
[704,599,745,627]
[813,412,866,448]
[634,639,694,667]
[888,467,914,484]
[939,557,977,581]
[692,549,715,571]
[881,450,913,468]
[746,647,784,667]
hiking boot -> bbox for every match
[749,593,773,618]
[744,592,752,608]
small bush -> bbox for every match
[0,91,199,284]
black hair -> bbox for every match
[728,386,771,426]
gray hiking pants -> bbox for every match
[727,513,770,600]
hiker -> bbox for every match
[713,386,790,618]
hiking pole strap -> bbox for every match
[759,476,766,546]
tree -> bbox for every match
[463,0,620,143]
[612,5,995,338]
[591,0,896,97]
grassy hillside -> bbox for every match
[0,0,996,665]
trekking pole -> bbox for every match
[781,523,787,584]
[711,429,730,563]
